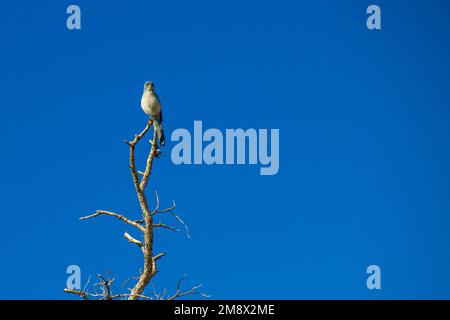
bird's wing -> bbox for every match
[154,92,163,123]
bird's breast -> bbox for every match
[141,92,160,116]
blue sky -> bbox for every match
[0,0,450,299]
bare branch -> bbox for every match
[82,274,91,293]
[151,200,191,238]
[153,223,179,232]
[153,200,176,215]
[65,273,122,300]
[121,275,141,290]
[139,128,158,190]
[80,210,145,232]
[167,284,210,300]
[112,293,154,300]
[167,275,211,300]
[151,191,160,215]
[97,274,115,300]
[151,283,164,300]
[63,288,92,300]
[169,211,191,239]
[124,232,143,248]
[153,252,165,262]
[124,119,153,148]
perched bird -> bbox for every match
[140,81,165,146]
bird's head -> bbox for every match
[144,81,154,91]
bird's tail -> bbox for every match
[154,119,166,146]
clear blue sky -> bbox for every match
[0,0,450,299]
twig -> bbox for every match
[166,275,210,300]
[97,274,115,300]
[151,191,161,215]
[152,200,176,215]
[153,223,179,232]
[152,200,191,238]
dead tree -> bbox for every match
[64,119,208,300]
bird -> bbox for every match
[140,81,165,146]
